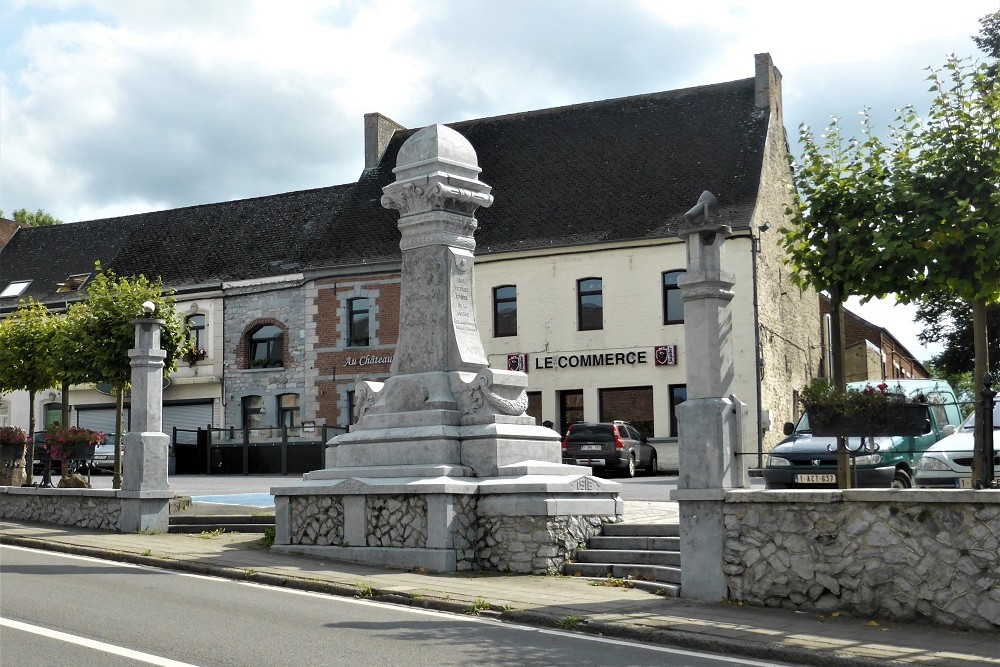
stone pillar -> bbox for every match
[673,191,747,602]
[381,124,494,377]
[120,315,172,533]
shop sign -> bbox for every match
[654,345,679,366]
[344,354,394,367]
[507,353,528,372]
[533,350,648,370]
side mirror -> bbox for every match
[783,422,794,436]
[940,424,957,438]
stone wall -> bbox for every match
[721,490,1000,632]
[0,489,121,530]
[283,491,613,575]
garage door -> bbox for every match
[164,402,213,444]
[76,408,128,436]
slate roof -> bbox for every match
[0,75,770,310]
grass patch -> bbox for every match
[355,580,374,598]
[140,549,152,557]
[589,577,633,589]
[555,616,584,630]
[258,526,275,547]
[197,528,225,539]
[467,598,492,615]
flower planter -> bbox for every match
[0,443,25,461]
[809,403,930,437]
[57,443,98,460]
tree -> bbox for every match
[73,266,184,488]
[781,113,898,487]
[914,296,1000,378]
[0,208,62,227]
[0,299,59,485]
[889,57,1000,485]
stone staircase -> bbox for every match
[563,522,681,597]
[168,513,275,534]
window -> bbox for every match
[0,401,9,427]
[662,270,685,324]
[348,298,370,347]
[242,395,264,429]
[577,278,603,331]
[277,394,301,429]
[249,325,283,368]
[493,285,517,337]
[599,386,654,437]
[669,384,687,437]
[56,273,90,293]
[346,390,356,426]
[185,314,206,350]
[0,280,30,298]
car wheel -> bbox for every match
[646,451,658,476]
[622,454,636,478]
[891,469,912,489]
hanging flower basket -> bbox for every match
[44,426,103,461]
[802,380,931,437]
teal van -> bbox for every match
[764,379,963,489]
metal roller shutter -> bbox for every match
[76,408,127,436]
[163,402,213,444]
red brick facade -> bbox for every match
[820,297,928,381]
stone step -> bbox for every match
[168,513,274,534]
[168,523,270,534]
[563,561,682,585]
[587,535,680,551]
[575,548,680,567]
[603,522,679,537]
[169,514,275,525]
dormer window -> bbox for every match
[56,273,90,293]
[0,280,31,298]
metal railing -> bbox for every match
[172,424,347,476]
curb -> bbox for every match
[0,533,905,667]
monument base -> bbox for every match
[272,466,622,574]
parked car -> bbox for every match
[763,379,962,490]
[915,405,1000,488]
[88,433,118,473]
[561,420,657,478]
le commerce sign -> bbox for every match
[511,346,680,372]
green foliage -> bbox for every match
[2,208,62,227]
[891,58,1000,306]
[73,265,184,390]
[781,111,901,301]
[915,295,1000,377]
[0,299,59,395]
[973,10,1000,62]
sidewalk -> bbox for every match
[1,502,997,667]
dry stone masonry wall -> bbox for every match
[367,495,427,548]
[289,495,344,546]
[0,492,121,530]
[722,492,1000,632]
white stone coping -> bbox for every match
[721,488,1000,504]
[272,473,622,497]
[305,464,473,480]
[0,487,174,500]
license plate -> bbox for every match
[959,477,973,489]
[580,445,601,451]
[795,474,836,484]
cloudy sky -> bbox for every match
[2,0,997,360]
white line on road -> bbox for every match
[0,617,201,667]
[2,545,780,666]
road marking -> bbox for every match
[0,617,200,667]
[2,545,778,665]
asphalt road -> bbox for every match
[0,545,786,667]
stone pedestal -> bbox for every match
[120,316,171,533]
[273,125,621,572]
